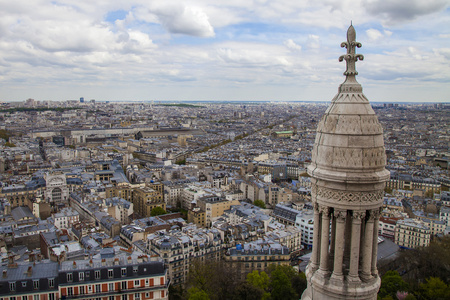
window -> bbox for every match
[33,280,39,289]
[121,268,127,277]
[88,285,92,293]
[95,270,101,279]
[122,295,127,300]
[68,287,73,296]
[135,280,140,287]
[80,286,85,294]
[145,279,149,286]
[22,296,27,300]
[109,282,114,291]
[9,282,16,291]
[108,269,114,279]
[135,293,140,299]
[110,297,115,300]
[122,281,127,290]
[79,272,84,281]
[49,278,54,288]
[34,295,40,300]
[67,273,73,282]
[22,282,27,287]
[95,284,101,293]
[133,266,138,274]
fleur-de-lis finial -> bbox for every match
[339,23,364,78]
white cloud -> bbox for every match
[307,35,320,49]
[148,3,215,37]
[366,29,383,41]
[364,0,450,24]
[0,1,448,102]
[284,39,302,51]
[433,48,450,60]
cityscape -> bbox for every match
[1,1,450,300]
[0,95,448,299]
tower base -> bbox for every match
[301,265,380,300]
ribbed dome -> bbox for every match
[307,25,390,185]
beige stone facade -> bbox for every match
[395,218,430,248]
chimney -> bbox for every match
[114,258,119,265]
[101,258,106,266]
[27,266,33,276]
[29,253,35,262]
[73,261,77,269]
[2,270,6,278]
[89,259,93,267]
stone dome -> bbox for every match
[307,25,390,186]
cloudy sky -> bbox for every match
[0,0,449,102]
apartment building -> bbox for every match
[0,252,168,300]
[224,240,290,280]
[395,218,431,249]
[147,226,223,285]
[295,208,314,248]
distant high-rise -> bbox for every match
[302,24,390,299]
[79,97,84,103]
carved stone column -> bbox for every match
[330,210,346,282]
[361,210,375,281]
[371,208,382,276]
[348,211,365,283]
[310,202,321,271]
[319,206,331,275]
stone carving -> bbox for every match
[352,211,366,220]
[339,24,363,77]
[332,148,361,168]
[314,202,320,212]
[362,147,386,167]
[314,185,384,204]
[337,116,361,134]
[338,85,363,93]
[319,205,331,216]
[334,210,347,221]
[313,146,386,169]
[366,210,377,221]
[317,115,383,135]
[361,116,383,134]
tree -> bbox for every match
[253,200,266,209]
[4,142,15,147]
[268,265,298,300]
[188,287,210,300]
[175,159,186,165]
[150,206,167,216]
[378,271,410,300]
[418,277,450,300]
[0,129,10,141]
[232,282,263,300]
[246,270,270,299]
[291,272,307,297]
[187,260,240,300]
[387,236,450,289]
[247,270,270,290]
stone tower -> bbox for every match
[301,24,390,300]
